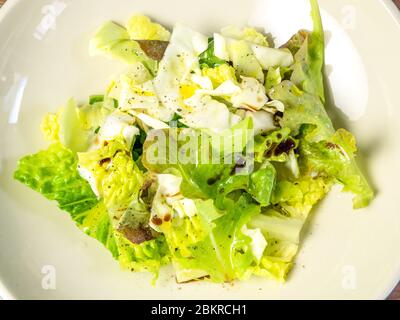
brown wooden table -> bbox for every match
[0,0,399,300]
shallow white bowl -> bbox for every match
[0,0,400,300]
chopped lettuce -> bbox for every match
[58,99,91,152]
[126,14,170,41]
[227,39,264,83]
[202,64,237,88]
[89,21,158,75]
[41,112,60,142]
[221,26,269,46]
[115,231,170,277]
[254,127,299,165]
[142,118,253,200]
[249,174,331,281]
[199,38,227,69]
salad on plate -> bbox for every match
[14,0,374,284]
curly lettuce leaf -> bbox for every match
[254,127,298,163]
[272,175,332,220]
[289,0,325,102]
[14,143,99,215]
[115,231,170,277]
[300,128,374,208]
[269,81,334,142]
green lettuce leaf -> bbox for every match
[254,127,298,163]
[166,194,260,282]
[115,231,170,277]
[199,38,227,69]
[14,143,99,215]
[269,81,334,142]
[126,15,170,41]
[142,119,253,200]
[78,201,119,257]
[289,0,325,102]
[221,26,269,46]
[78,138,144,221]
[299,128,374,208]
[89,21,158,75]
[249,174,332,281]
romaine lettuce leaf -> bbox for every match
[249,174,332,281]
[14,143,99,215]
[76,200,170,276]
[271,175,332,220]
[78,201,119,257]
[115,231,170,277]
[78,138,144,222]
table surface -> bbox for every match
[0,0,399,300]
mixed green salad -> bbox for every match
[14,0,373,283]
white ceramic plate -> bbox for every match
[1,0,400,300]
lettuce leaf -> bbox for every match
[221,26,269,46]
[289,0,325,102]
[167,194,260,282]
[254,127,298,163]
[115,231,170,277]
[78,138,144,220]
[269,81,334,142]
[126,15,170,41]
[142,119,253,200]
[78,201,119,257]
[199,38,227,69]
[58,99,92,152]
[89,21,158,75]
[14,143,99,215]
[249,174,332,281]
[299,128,374,208]
[41,112,60,142]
